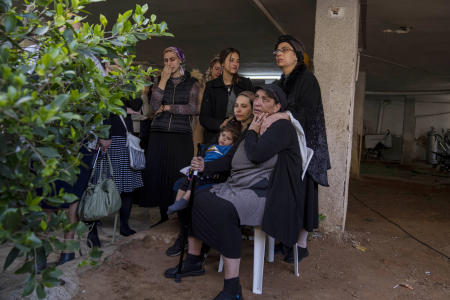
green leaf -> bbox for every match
[5,14,17,33]
[66,240,80,251]
[36,147,60,158]
[26,233,42,247]
[150,14,156,23]
[35,25,49,36]
[36,284,46,298]
[89,247,103,259]
[2,209,21,231]
[56,3,63,16]
[23,274,36,296]
[3,247,20,271]
[99,14,107,27]
[53,94,69,108]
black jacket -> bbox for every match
[104,98,142,138]
[203,120,304,246]
[276,64,331,186]
[200,75,253,144]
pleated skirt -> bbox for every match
[94,136,143,194]
[142,132,193,209]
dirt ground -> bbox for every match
[74,177,450,300]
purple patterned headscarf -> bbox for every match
[164,46,185,75]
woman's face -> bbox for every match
[274,42,297,69]
[222,52,240,75]
[234,95,252,122]
[163,51,181,74]
[253,90,281,116]
[210,62,222,79]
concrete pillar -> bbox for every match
[313,0,360,232]
[401,97,416,165]
[350,71,366,179]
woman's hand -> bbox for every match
[260,112,290,135]
[155,105,164,115]
[126,107,140,115]
[249,112,268,134]
[160,65,171,82]
[220,116,233,128]
[191,156,205,172]
[98,139,111,152]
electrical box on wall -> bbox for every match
[328,7,345,18]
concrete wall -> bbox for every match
[314,0,360,232]
[363,95,450,161]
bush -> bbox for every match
[0,0,172,297]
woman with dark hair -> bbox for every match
[200,47,253,144]
[270,34,331,263]
[165,84,305,299]
[144,46,199,227]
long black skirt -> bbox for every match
[191,189,242,259]
[142,132,193,212]
[303,173,319,232]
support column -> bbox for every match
[401,97,416,165]
[313,0,360,232]
[350,71,366,179]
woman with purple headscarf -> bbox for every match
[143,47,199,229]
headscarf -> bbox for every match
[163,46,185,75]
[255,84,288,111]
[274,35,306,65]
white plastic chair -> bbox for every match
[218,227,299,294]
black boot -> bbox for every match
[150,206,168,228]
[213,277,243,300]
[57,252,75,265]
[165,230,187,257]
[284,246,309,263]
[164,254,205,278]
[120,193,136,236]
[87,221,101,248]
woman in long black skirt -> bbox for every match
[272,35,331,263]
[145,47,199,229]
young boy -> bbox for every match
[167,121,241,214]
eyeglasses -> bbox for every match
[272,47,294,56]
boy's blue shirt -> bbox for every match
[204,144,232,162]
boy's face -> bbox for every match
[218,130,233,146]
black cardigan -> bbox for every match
[199,75,253,144]
[203,119,304,246]
[276,64,331,186]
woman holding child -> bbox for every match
[165,84,306,300]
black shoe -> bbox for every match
[150,216,168,229]
[164,260,205,279]
[87,222,101,248]
[284,246,309,264]
[120,227,136,237]
[165,237,187,257]
[57,253,75,265]
[274,242,289,255]
[213,287,243,300]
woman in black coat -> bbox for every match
[200,47,253,144]
[272,35,331,263]
[164,85,304,299]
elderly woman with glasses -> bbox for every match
[269,35,331,264]
[164,84,306,300]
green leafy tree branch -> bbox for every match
[0,0,172,297]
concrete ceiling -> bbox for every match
[85,0,450,91]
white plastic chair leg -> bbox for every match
[294,243,299,277]
[218,255,223,272]
[266,236,275,262]
[253,227,266,294]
